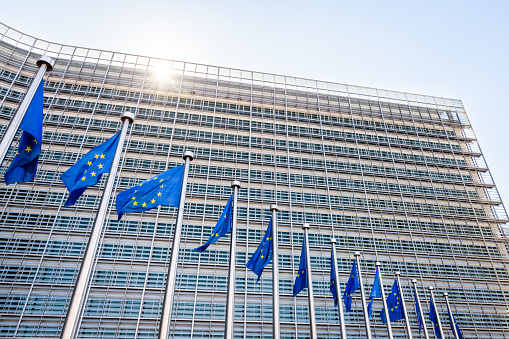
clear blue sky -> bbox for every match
[2,1,509,210]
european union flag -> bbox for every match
[448,311,463,339]
[246,218,273,282]
[381,279,405,324]
[429,296,441,339]
[329,249,338,306]
[413,285,423,333]
[292,237,307,297]
[193,195,233,252]
[367,268,382,318]
[4,81,44,185]
[343,260,360,312]
[116,164,184,220]
[60,132,121,206]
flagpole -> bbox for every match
[0,56,54,166]
[376,262,393,339]
[411,280,430,339]
[224,180,240,339]
[270,204,280,339]
[395,272,413,339]
[444,293,460,339]
[60,111,134,339]
[354,252,372,339]
[330,238,347,339]
[302,223,317,339]
[429,286,445,339]
[158,150,194,339]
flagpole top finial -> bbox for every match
[330,238,336,244]
[411,279,417,284]
[302,223,310,230]
[354,251,361,256]
[395,271,401,276]
[183,151,194,161]
[443,292,448,297]
[231,180,241,188]
[375,261,381,267]
[121,111,135,124]
[429,286,434,290]
[270,204,279,211]
[36,55,55,72]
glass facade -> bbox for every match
[0,22,508,338]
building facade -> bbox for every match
[0,22,508,338]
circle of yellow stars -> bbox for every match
[130,177,164,208]
[81,153,106,182]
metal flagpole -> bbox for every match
[376,262,393,339]
[158,150,194,339]
[330,238,347,339]
[395,272,413,339]
[302,223,317,339]
[224,180,240,339]
[60,111,134,339]
[444,293,460,339]
[270,204,280,339]
[429,286,445,339]
[0,56,55,166]
[411,280,430,339]
[354,252,372,339]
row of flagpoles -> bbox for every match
[0,56,464,339]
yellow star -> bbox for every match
[100,154,105,159]
[297,274,299,277]
[157,192,162,196]
[215,233,219,237]
[266,237,270,241]
[25,146,32,153]
[81,176,86,181]
[160,184,163,188]
[154,177,157,180]
[132,196,136,200]
[94,154,99,159]
[134,190,138,193]
[133,201,138,206]
[261,255,264,258]
[151,199,155,203]
[84,170,87,173]
[391,308,394,311]
[302,270,304,274]
[159,179,163,182]
[142,202,147,207]
[91,171,96,177]
[33,139,37,144]
[87,161,92,166]
[97,163,103,169]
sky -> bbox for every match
[1,0,509,214]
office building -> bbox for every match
[0,22,508,338]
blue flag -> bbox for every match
[292,237,307,297]
[193,195,233,252]
[246,218,273,282]
[343,260,360,312]
[329,249,338,306]
[60,132,121,206]
[429,296,441,339]
[413,285,423,333]
[367,268,382,318]
[448,310,463,339]
[116,165,184,220]
[4,81,44,185]
[381,279,405,324]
